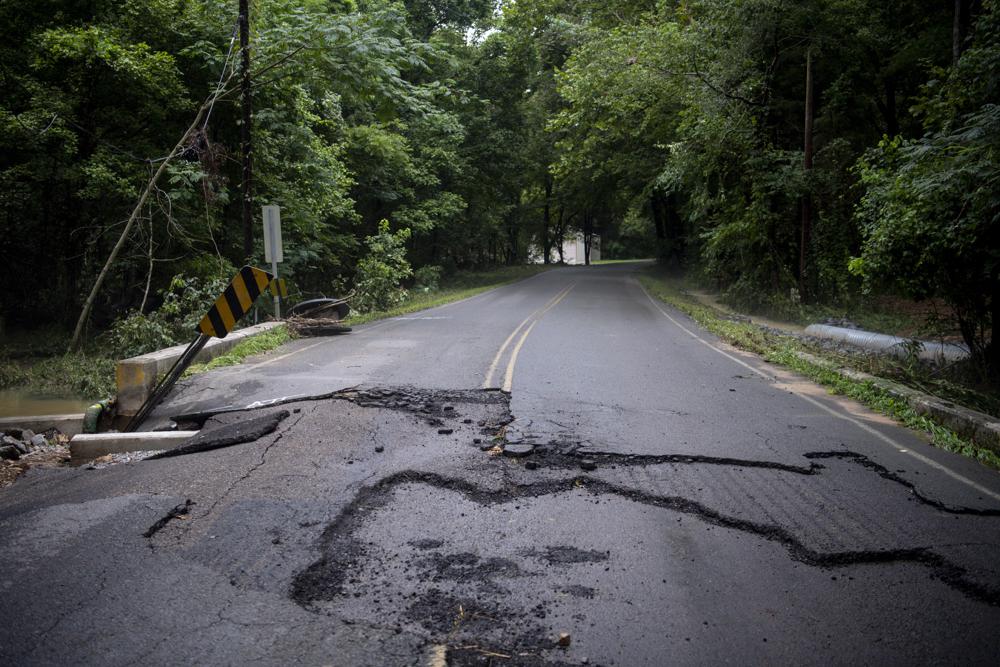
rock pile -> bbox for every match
[0,428,56,460]
[0,428,71,487]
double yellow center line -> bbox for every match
[482,282,576,391]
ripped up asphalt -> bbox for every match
[2,384,1000,666]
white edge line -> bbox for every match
[248,339,328,370]
[637,280,1000,503]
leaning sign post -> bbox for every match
[124,265,274,432]
[262,205,284,319]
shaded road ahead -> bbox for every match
[2,263,1000,665]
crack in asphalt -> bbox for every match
[548,450,822,475]
[803,451,1000,516]
[27,565,110,657]
[178,409,311,534]
[170,386,507,429]
[290,470,1000,610]
[142,499,195,539]
[508,445,1000,516]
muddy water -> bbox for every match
[0,389,92,418]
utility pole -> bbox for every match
[799,46,814,300]
[239,0,253,263]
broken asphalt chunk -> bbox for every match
[147,410,290,460]
[503,443,534,458]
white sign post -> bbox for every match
[262,205,283,318]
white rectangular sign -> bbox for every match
[262,205,283,263]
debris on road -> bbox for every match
[0,428,71,487]
[147,410,290,460]
[502,443,534,458]
[557,632,572,648]
[286,316,352,337]
[85,450,162,469]
[285,295,353,336]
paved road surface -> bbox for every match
[2,263,999,665]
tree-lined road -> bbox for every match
[2,263,999,665]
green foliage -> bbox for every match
[413,265,443,291]
[3,0,998,385]
[852,6,1000,376]
[353,220,413,312]
[105,262,239,357]
[346,264,556,325]
[28,354,118,399]
[106,313,178,359]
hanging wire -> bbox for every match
[203,18,241,130]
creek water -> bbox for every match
[0,389,92,418]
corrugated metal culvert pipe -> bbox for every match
[803,324,969,363]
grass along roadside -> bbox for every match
[0,266,557,408]
[344,264,557,326]
[182,324,293,377]
[592,258,654,265]
[182,265,557,373]
[638,270,1000,469]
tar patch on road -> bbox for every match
[142,499,195,538]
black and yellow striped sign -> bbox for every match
[269,278,288,298]
[197,266,273,338]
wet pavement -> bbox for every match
[1,264,999,665]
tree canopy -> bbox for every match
[1,0,997,375]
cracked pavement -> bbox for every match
[2,263,1000,665]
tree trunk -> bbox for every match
[799,47,814,300]
[556,207,565,264]
[954,0,970,64]
[883,75,899,137]
[650,193,667,263]
[990,268,1000,380]
[583,210,593,266]
[542,176,553,264]
[666,193,685,265]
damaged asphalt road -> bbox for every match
[2,264,1000,665]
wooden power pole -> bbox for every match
[799,46,814,300]
[239,0,253,263]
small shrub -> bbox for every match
[30,353,117,399]
[413,265,443,292]
[353,220,412,313]
[0,360,27,390]
[107,312,178,359]
[157,273,231,339]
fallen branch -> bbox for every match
[68,100,211,351]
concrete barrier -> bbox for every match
[0,413,86,437]
[116,321,284,416]
[70,431,198,460]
